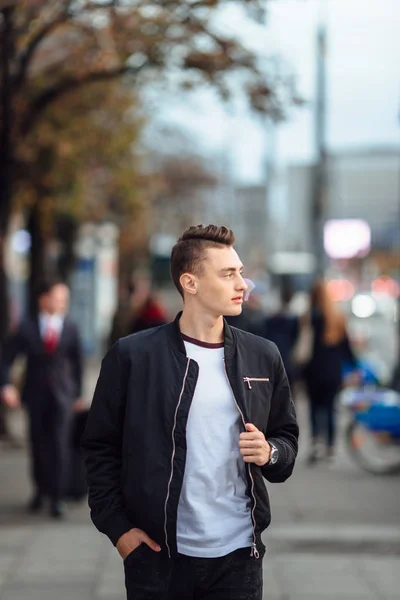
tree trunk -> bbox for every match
[0,8,15,340]
[26,203,46,318]
[55,213,78,283]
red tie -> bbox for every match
[44,324,59,353]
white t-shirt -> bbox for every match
[176,336,253,558]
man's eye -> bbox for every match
[225,273,233,278]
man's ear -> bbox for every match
[180,273,197,296]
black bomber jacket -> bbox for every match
[82,313,299,558]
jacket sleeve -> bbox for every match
[262,347,299,483]
[0,345,5,387]
[1,326,26,385]
[69,322,84,397]
[81,341,134,545]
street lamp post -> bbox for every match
[310,0,331,278]
[311,20,328,278]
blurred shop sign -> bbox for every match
[70,222,119,355]
[150,233,175,257]
[269,252,316,296]
[70,256,96,355]
[324,219,371,259]
[269,252,317,275]
[150,233,175,286]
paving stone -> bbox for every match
[0,555,15,589]
[262,553,283,598]
[0,528,34,551]
[96,546,124,598]
[11,526,103,585]
[358,557,400,597]
[273,554,376,597]
[0,582,93,600]
[1,394,400,600]
[285,596,378,600]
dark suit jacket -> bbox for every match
[0,345,5,387]
[3,316,83,407]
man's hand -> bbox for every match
[116,528,161,560]
[1,385,20,409]
[239,423,271,467]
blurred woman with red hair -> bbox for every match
[303,278,356,464]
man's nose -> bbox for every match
[238,276,248,291]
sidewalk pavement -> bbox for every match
[0,361,399,600]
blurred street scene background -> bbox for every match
[0,1,399,598]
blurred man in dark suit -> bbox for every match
[1,282,83,518]
[0,345,10,441]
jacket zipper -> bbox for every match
[224,360,260,559]
[243,377,269,390]
[164,358,191,558]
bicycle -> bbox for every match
[341,386,400,475]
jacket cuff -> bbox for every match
[102,513,135,546]
[264,438,288,471]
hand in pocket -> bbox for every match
[116,528,161,560]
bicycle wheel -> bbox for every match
[345,420,400,475]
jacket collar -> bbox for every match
[166,311,235,360]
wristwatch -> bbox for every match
[267,442,279,465]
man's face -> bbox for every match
[38,293,52,314]
[190,246,248,317]
[51,284,70,315]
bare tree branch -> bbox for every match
[21,62,147,135]
[81,0,121,11]
[14,5,73,89]
[0,6,15,231]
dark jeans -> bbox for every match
[124,545,263,600]
[307,383,339,448]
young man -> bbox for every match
[82,225,299,600]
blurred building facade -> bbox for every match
[134,144,399,317]
[326,148,400,250]
[232,185,269,265]
[269,146,400,263]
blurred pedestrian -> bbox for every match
[391,362,400,392]
[224,289,265,335]
[0,345,19,409]
[0,332,22,445]
[302,278,356,464]
[0,345,13,445]
[108,281,136,348]
[129,292,168,334]
[108,279,167,345]
[0,344,7,433]
[82,224,298,600]
[262,284,300,386]
[0,346,3,388]
[1,281,84,518]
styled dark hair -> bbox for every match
[170,224,235,298]
[35,279,68,300]
[35,280,53,299]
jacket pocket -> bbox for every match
[123,542,147,565]
[243,377,270,390]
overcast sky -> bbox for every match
[158,0,400,183]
